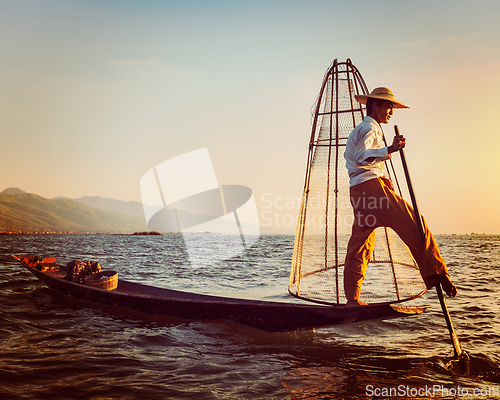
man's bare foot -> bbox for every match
[440,275,457,297]
[427,274,457,297]
[346,299,368,306]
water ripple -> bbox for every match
[0,234,499,399]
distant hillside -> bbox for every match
[55,195,147,220]
[2,187,27,195]
[0,192,149,233]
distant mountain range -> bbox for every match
[0,188,149,233]
[1,187,261,235]
[53,194,147,220]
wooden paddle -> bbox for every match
[394,125,470,375]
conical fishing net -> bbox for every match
[289,59,426,305]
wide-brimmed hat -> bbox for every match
[354,87,409,109]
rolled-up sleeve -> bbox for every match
[354,126,390,165]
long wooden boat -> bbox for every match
[11,255,429,332]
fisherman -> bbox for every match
[343,87,457,306]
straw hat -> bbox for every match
[355,87,409,109]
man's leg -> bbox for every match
[344,219,375,301]
[377,180,457,296]
[344,179,382,303]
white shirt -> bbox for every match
[344,116,391,188]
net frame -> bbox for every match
[289,59,427,306]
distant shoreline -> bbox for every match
[0,231,497,236]
[0,231,231,236]
[0,231,175,235]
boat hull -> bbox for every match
[13,256,429,332]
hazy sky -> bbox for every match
[1,0,499,234]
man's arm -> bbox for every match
[365,134,406,163]
[388,134,406,154]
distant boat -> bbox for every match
[11,255,428,332]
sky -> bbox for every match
[1,0,499,234]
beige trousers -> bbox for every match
[344,177,449,301]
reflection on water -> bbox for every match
[0,234,499,399]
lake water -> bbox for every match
[0,234,499,399]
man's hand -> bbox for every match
[388,134,406,153]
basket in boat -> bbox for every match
[84,271,118,291]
